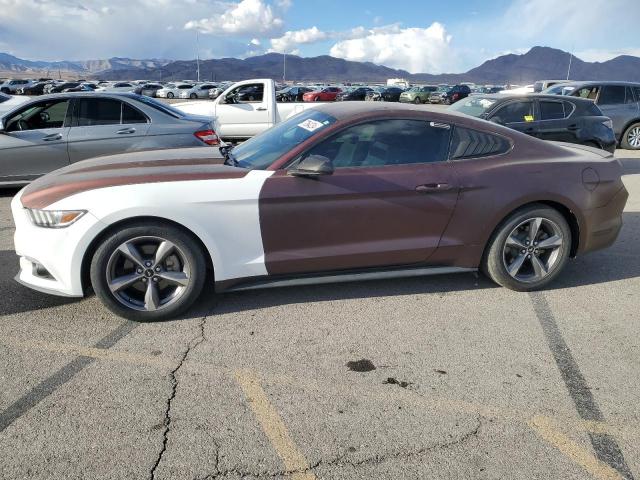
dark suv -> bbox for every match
[449,94,617,152]
[443,85,472,104]
[546,81,640,150]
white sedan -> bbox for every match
[157,83,195,99]
[94,82,137,93]
[179,83,217,99]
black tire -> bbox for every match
[621,122,640,150]
[413,97,422,104]
[90,223,207,321]
[190,93,197,99]
[314,96,322,102]
[167,92,174,99]
[0,87,9,94]
[482,205,572,291]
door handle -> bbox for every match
[116,128,136,134]
[256,107,267,111]
[415,183,451,192]
[42,133,62,141]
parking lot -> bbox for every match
[0,150,637,479]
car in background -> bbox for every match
[135,83,164,97]
[11,102,628,320]
[303,87,342,102]
[336,87,374,101]
[179,83,217,99]
[365,86,405,102]
[157,83,195,99]
[95,82,137,93]
[400,85,438,104]
[0,93,219,186]
[449,94,616,152]
[0,79,33,94]
[0,92,30,115]
[428,86,451,104]
[276,86,313,102]
[17,82,50,96]
[63,83,97,92]
[473,86,504,94]
[533,80,570,93]
[45,82,81,94]
[544,81,640,150]
[442,85,472,104]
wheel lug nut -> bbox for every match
[527,254,531,258]
[155,266,161,272]
[137,268,143,274]
[145,261,152,267]
[521,249,526,254]
[142,277,148,282]
[152,277,158,282]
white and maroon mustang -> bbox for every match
[12,103,627,320]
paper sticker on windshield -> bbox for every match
[297,119,324,132]
[524,115,534,122]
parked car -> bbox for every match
[45,82,81,94]
[63,83,97,92]
[428,86,451,104]
[442,85,472,104]
[399,85,438,104]
[0,79,33,94]
[365,86,405,102]
[179,84,217,99]
[0,93,218,186]
[533,80,571,93]
[135,83,164,97]
[449,94,616,152]
[156,83,195,99]
[17,82,49,96]
[11,102,627,320]
[336,87,374,101]
[303,87,342,102]
[276,86,313,102]
[235,84,264,102]
[175,79,327,140]
[545,81,640,150]
[0,92,30,116]
[94,82,136,93]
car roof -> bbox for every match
[25,92,142,102]
[466,93,598,105]
[559,80,640,88]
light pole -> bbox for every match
[196,30,201,82]
[283,50,286,84]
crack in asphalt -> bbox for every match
[149,316,208,480]
[198,414,483,479]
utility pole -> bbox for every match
[196,30,201,82]
[566,51,573,80]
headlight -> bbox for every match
[25,209,86,228]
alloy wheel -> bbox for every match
[628,126,640,148]
[106,236,191,312]
[502,217,564,283]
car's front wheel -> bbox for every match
[482,205,571,291]
[413,97,422,104]
[167,92,174,99]
[90,223,207,321]
[621,122,640,150]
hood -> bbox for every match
[20,147,245,209]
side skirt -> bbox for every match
[221,266,477,293]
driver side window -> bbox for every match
[225,83,264,104]
[5,99,70,132]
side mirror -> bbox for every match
[289,155,334,177]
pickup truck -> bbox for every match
[173,78,325,140]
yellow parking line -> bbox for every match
[528,415,623,480]
[234,369,317,480]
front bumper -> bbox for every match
[11,192,104,297]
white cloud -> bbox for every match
[329,23,456,74]
[185,0,284,35]
[250,38,261,46]
[270,26,327,52]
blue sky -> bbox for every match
[0,0,638,73]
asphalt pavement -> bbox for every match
[0,150,638,480]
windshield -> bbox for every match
[542,84,574,95]
[449,96,499,117]
[233,109,338,170]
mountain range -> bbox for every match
[1,47,639,84]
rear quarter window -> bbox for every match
[449,126,511,160]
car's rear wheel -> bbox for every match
[167,92,174,99]
[90,224,206,321]
[482,205,571,291]
[621,122,640,150]
[413,97,422,104]
[190,93,197,99]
